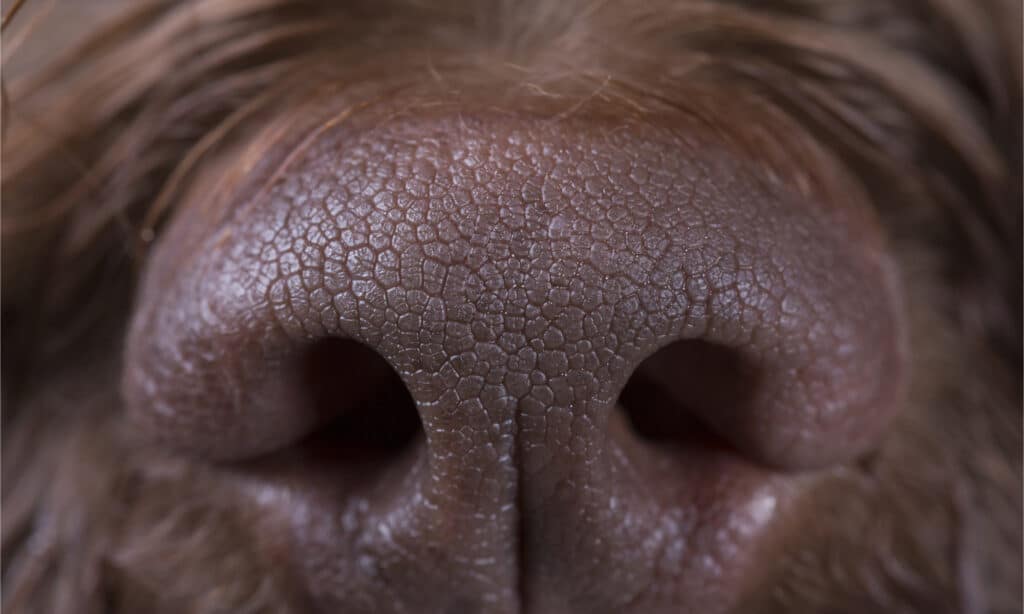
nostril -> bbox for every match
[123,318,424,462]
[295,338,421,462]
[617,340,756,447]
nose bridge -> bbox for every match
[300,111,655,418]
[376,154,636,485]
[400,196,635,463]
[353,125,665,461]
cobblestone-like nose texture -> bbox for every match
[125,103,904,613]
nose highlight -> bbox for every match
[122,102,907,613]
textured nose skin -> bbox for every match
[123,102,906,613]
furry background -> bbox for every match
[2,1,1021,612]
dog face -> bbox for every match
[2,2,1020,613]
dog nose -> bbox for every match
[122,99,906,613]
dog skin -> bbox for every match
[2,1,1021,613]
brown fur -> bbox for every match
[2,1,1021,612]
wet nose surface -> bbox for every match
[123,102,906,613]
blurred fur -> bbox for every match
[2,1,1021,612]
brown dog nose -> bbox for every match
[122,98,906,613]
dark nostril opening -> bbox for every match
[617,340,756,444]
[294,338,421,462]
